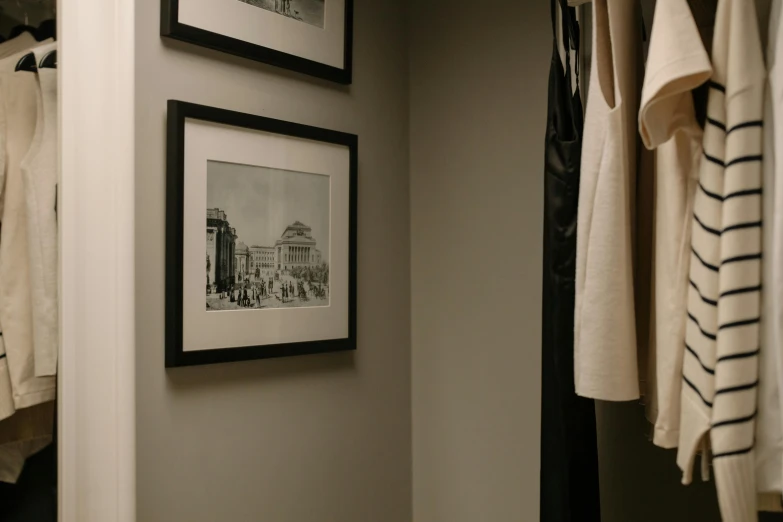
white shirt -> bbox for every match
[638,0,712,449]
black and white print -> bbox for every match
[237,0,326,28]
[206,160,330,312]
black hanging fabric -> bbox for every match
[540,1,601,521]
[0,416,57,522]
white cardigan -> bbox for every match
[678,0,765,520]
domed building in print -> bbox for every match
[275,221,323,273]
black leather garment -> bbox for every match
[540,2,601,521]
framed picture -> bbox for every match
[161,0,353,84]
[166,100,358,367]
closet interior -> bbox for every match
[0,0,57,521]
[0,0,781,520]
[543,0,783,520]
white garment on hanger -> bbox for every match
[0,34,56,484]
[0,32,36,62]
[574,0,641,401]
[0,40,56,412]
[638,0,712,450]
[21,41,57,377]
[0,34,46,424]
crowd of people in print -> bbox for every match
[214,276,328,308]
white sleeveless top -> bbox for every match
[574,0,641,401]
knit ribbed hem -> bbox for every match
[756,449,783,494]
[677,393,711,484]
[714,452,757,522]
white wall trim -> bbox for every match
[58,0,135,520]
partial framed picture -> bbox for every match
[166,100,358,367]
[161,0,353,84]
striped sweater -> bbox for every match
[677,0,765,520]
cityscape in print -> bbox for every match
[205,161,330,311]
[237,0,326,28]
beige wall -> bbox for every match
[134,0,411,520]
[410,1,550,520]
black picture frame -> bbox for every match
[161,0,354,85]
[166,100,358,367]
